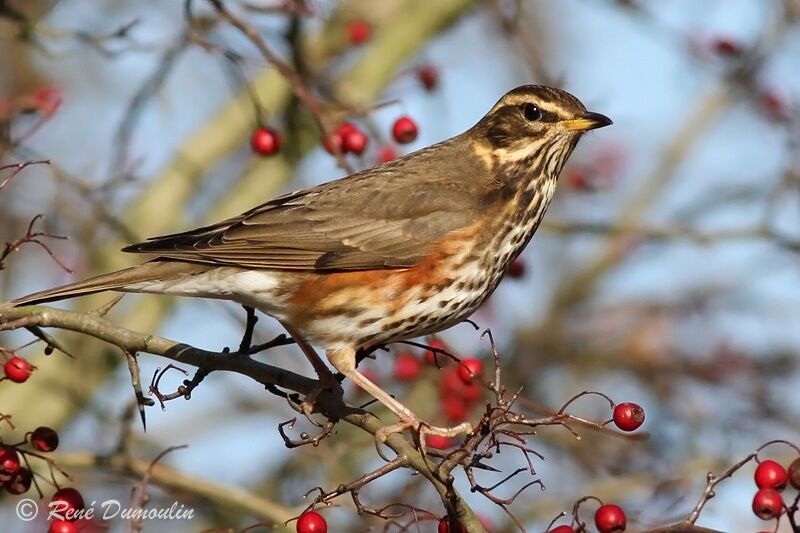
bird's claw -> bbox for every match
[375,417,473,455]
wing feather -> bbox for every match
[123,137,492,271]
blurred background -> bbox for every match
[1,0,800,531]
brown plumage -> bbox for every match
[14,85,611,440]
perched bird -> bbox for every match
[15,85,611,439]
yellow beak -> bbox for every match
[561,111,613,132]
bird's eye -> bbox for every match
[522,102,542,121]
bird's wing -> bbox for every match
[123,140,492,271]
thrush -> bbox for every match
[15,85,611,440]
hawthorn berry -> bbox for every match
[4,467,32,494]
[322,129,345,155]
[392,116,418,144]
[27,86,63,117]
[3,356,33,383]
[759,89,791,122]
[567,166,592,191]
[549,526,576,533]
[341,126,368,155]
[296,510,327,533]
[437,517,466,533]
[788,457,800,490]
[51,487,85,520]
[426,434,452,450]
[594,503,627,532]
[346,20,370,45]
[754,459,788,491]
[49,520,79,533]
[440,367,465,395]
[417,64,439,91]
[752,488,783,520]
[506,258,526,278]
[613,402,645,432]
[393,353,422,381]
[440,395,468,422]
[457,358,483,384]
[250,127,281,156]
[711,37,743,57]
[0,445,20,482]
[31,426,60,452]
[425,338,447,365]
[461,381,483,403]
[377,145,396,163]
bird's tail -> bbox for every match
[13,261,208,306]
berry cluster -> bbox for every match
[0,425,86,532]
[1,426,60,496]
[751,456,800,522]
[386,338,486,449]
[323,122,369,156]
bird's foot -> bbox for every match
[300,375,343,416]
[376,416,472,454]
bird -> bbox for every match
[14,85,611,440]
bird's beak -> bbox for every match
[560,111,613,132]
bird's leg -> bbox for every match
[237,305,258,353]
[280,322,342,414]
[327,347,472,448]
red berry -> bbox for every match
[342,127,368,155]
[393,353,422,381]
[549,526,576,533]
[457,358,483,384]
[440,367,464,394]
[4,466,33,494]
[31,426,60,452]
[3,356,33,383]
[297,510,327,533]
[506,258,525,278]
[437,517,466,533]
[0,445,20,482]
[567,166,592,191]
[29,86,63,117]
[377,145,396,163]
[752,488,783,520]
[788,457,800,490]
[417,64,439,91]
[425,338,447,365]
[461,381,483,403]
[712,37,743,57]
[322,130,344,155]
[594,503,627,532]
[426,434,452,450]
[754,459,788,491]
[392,116,418,144]
[441,394,468,422]
[613,402,645,432]
[759,89,791,122]
[51,487,85,520]
[250,127,281,156]
[346,20,370,45]
[49,520,79,533]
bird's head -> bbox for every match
[470,85,612,171]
